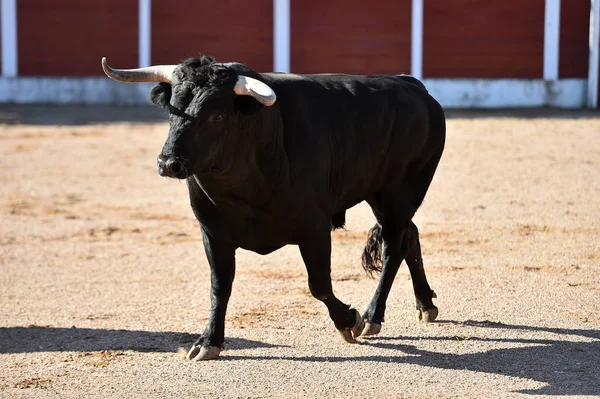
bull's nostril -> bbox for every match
[170,162,182,174]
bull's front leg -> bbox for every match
[299,230,365,343]
[187,229,235,361]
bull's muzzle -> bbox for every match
[157,154,189,179]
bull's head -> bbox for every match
[102,56,277,179]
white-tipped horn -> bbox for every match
[233,76,276,106]
[101,57,177,83]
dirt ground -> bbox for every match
[0,105,599,399]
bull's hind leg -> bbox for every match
[361,216,411,336]
[361,165,440,335]
[406,222,438,322]
[299,230,364,343]
[361,220,437,336]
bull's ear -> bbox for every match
[150,83,172,107]
[235,95,263,115]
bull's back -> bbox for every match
[265,73,440,209]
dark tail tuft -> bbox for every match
[362,224,383,274]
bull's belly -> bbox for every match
[239,243,286,255]
[234,229,292,255]
[219,214,296,254]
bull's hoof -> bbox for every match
[416,306,438,323]
[186,344,221,361]
[361,321,382,336]
[338,308,365,343]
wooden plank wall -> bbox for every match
[152,0,273,72]
[291,0,412,75]
[17,0,138,76]
[559,0,590,78]
[423,0,545,78]
[0,3,3,75]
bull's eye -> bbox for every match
[209,114,225,122]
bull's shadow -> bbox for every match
[0,326,281,354]
[2,322,598,396]
[366,321,600,397]
[224,320,600,397]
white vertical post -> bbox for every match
[1,0,18,77]
[588,0,600,108]
[543,0,561,80]
[411,0,423,79]
[139,0,151,67]
[273,0,290,72]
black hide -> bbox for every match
[149,56,446,354]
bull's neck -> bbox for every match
[192,127,289,208]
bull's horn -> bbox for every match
[234,76,276,106]
[101,57,177,83]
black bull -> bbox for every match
[103,56,446,360]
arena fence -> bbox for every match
[1,0,598,108]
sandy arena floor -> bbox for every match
[0,106,599,398]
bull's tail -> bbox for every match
[362,224,383,274]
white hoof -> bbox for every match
[186,345,221,360]
[361,322,382,336]
[416,307,439,323]
[338,308,365,343]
